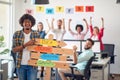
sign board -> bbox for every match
[27,36,76,80]
[35,39,66,47]
[27,45,74,55]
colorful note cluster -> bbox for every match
[36,6,94,14]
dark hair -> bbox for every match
[58,19,62,23]
[87,38,94,45]
[75,24,83,31]
[38,22,43,25]
[19,14,36,27]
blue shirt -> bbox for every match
[74,49,94,74]
[38,31,46,39]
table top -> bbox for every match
[92,57,110,66]
[0,55,13,60]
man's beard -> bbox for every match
[84,47,90,50]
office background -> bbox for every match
[14,0,120,74]
[13,0,120,74]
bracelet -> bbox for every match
[22,45,25,48]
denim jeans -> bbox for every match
[17,65,37,80]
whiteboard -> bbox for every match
[63,40,81,52]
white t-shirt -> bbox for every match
[52,29,66,41]
[91,36,98,40]
[72,33,86,40]
[21,32,31,65]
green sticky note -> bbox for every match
[37,60,55,67]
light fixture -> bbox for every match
[24,0,27,3]
[35,0,49,4]
[116,0,120,3]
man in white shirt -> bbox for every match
[51,18,66,41]
[12,14,39,80]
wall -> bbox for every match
[14,0,120,74]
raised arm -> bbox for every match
[51,18,54,30]
[99,17,104,37]
[68,19,72,31]
[83,18,89,34]
[62,18,65,30]
[90,17,92,25]
[45,19,50,34]
[68,19,75,35]
[101,17,104,28]
[89,17,93,34]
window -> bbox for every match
[0,0,13,58]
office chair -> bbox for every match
[64,56,95,80]
[103,44,116,64]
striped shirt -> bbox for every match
[12,30,39,68]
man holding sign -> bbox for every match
[12,14,39,80]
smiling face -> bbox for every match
[93,27,99,35]
[37,22,43,31]
[57,19,62,29]
[76,27,82,33]
[84,39,94,50]
[23,19,32,30]
[75,25,83,34]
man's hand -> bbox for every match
[24,40,35,47]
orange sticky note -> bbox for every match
[34,46,52,53]
[75,6,84,12]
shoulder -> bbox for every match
[31,30,38,33]
[13,30,23,36]
[14,30,21,34]
[84,50,93,54]
[41,30,46,33]
[31,30,39,36]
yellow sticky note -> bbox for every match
[56,6,64,13]
[36,6,44,12]
[40,39,58,46]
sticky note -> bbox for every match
[46,8,54,14]
[66,8,74,14]
[75,6,84,12]
[86,6,94,12]
[40,54,60,61]
[40,39,58,46]
[34,46,52,53]
[56,6,64,13]
[25,9,34,15]
[36,6,44,12]
[37,60,55,67]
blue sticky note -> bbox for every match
[46,8,54,14]
[40,54,60,61]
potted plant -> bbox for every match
[0,35,9,55]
